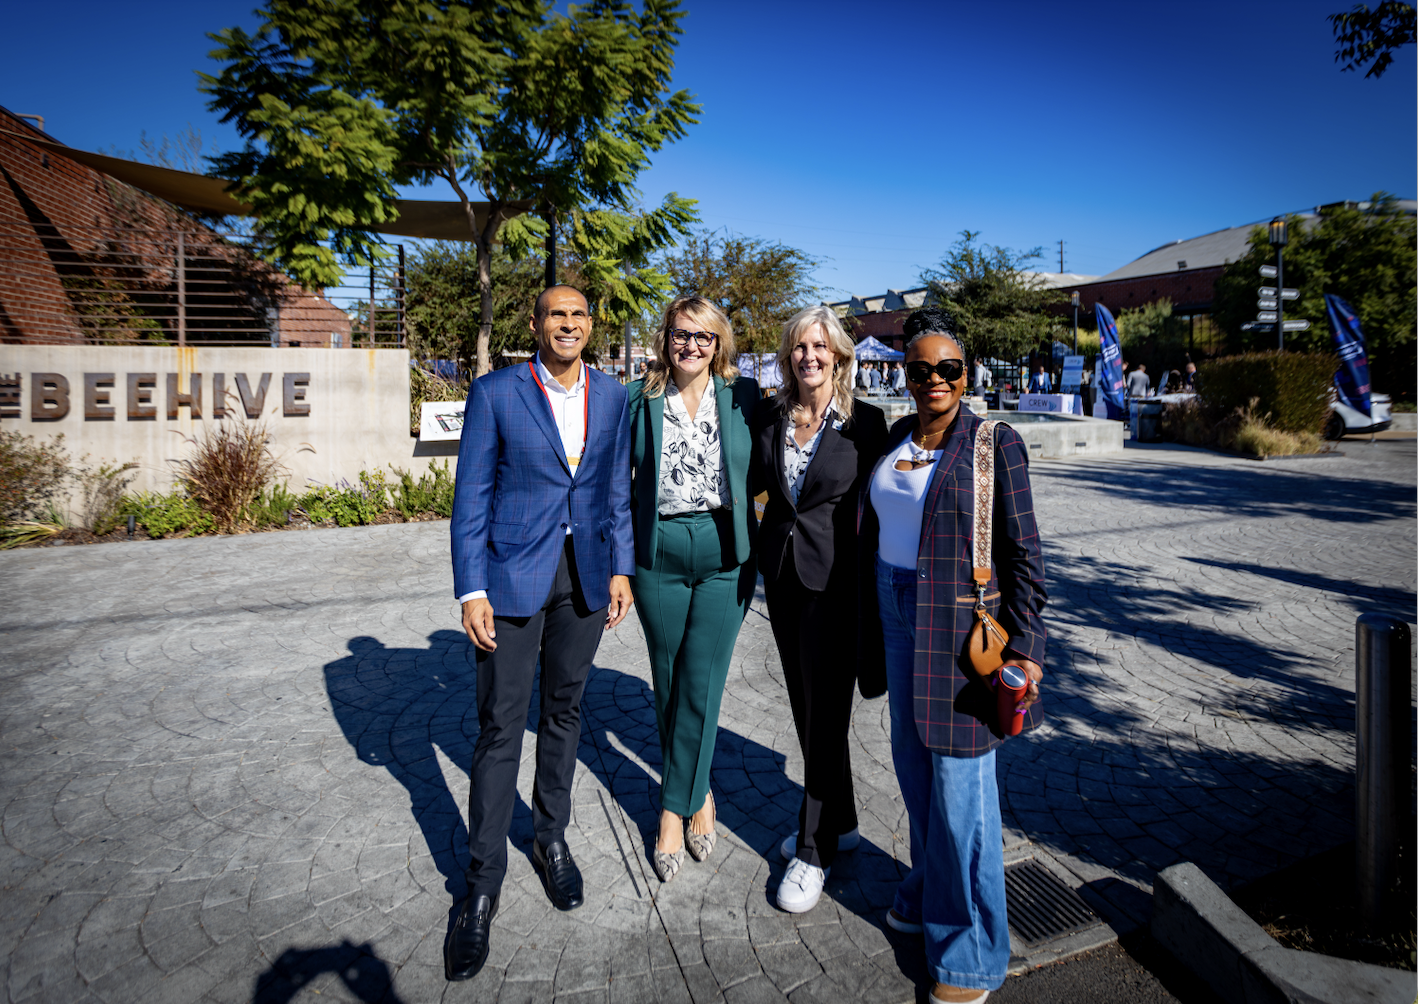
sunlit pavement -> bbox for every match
[1,439,1412,1004]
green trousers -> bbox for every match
[632,511,754,817]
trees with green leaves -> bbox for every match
[658,230,821,353]
[1212,194,1416,399]
[1329,2,1415,78]
[919,231,1067,361]
[405,202,694,369]
[202,0,700,374]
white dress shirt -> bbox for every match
[459,356,585,605]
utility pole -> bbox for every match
[1058,240,1065,273]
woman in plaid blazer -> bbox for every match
[863,307,1046,1004]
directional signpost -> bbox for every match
[1255,219,1307,349]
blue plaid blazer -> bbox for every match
[450,361,634,617]
[861,409,1047,756]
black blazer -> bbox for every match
[751,397,887,590]
[750,397,889,695]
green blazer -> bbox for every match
[627,374,759,572]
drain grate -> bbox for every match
[1004,859,1099,945]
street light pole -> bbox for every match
[1269,218,1288,351]
[1070,291,1080,354]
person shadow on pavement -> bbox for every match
[306,631,918,998]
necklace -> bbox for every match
[909,425,945,464]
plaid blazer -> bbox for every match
[450,361,634,617]
[861,409,1047,757]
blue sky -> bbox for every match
[2,0,1412,299]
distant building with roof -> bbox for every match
[827,200,1415,358]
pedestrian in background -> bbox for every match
[1126,363,1150,399]
[890,361,907,396]
[751,305,888,914]
[865,306,1046,1003]
[626,295,759,884]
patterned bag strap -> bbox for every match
[972,420,1000,591]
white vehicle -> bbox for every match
[1326,391,1392,439]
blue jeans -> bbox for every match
[876,556,1010,991]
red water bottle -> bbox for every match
[995,665,1028,736]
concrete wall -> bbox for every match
[0,345,452,495]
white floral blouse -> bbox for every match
[783,411,842,505]
[657,384,727,515]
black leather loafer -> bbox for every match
[443,892,498,981]
[532,839,584,911]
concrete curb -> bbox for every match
[1151,862,1415,1004]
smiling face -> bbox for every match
[906,335,966,423]
[531,287,592,368]
[790,322,836,394]
[667,311,717,382]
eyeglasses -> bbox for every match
[906,359,965,384]
[668,328,717,348]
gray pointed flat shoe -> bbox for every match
[685,792,716,862]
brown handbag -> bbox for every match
[965,420,1009,681]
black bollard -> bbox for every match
[127,514,135,539]
[1354,614,1412,925]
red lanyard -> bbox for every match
[528,360,589,462]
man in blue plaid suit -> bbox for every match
[444,285,634,982]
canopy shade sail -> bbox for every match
[2,132,530,239]
[853,335,904,360]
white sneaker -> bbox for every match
[779,827,861,862]
[776,857,828,913]
[885,907,923,934]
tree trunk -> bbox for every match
[543,207,556,289]
[475,230,494,377]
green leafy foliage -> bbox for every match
[919,231,1067,362]
[77,461,139,535]
[242,483,302,527]
[1329,2,1415,78]
[299,471,389,527]
[0,431,71,523]
[390,462,456,520]
[1212,195,1416,401]
[659,230,822,353]
[1116,299,1195,379]
[123,491,217,538]
[1197,351,1337,435]
[202,0,701,376]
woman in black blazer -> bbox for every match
[750,305,888,914]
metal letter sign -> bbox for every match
[1281,320,1311,331]
[1258,298,1279,309]
[1281,289,1299,300]
[1257,311,1278,322]
[1260,287,1301,299]
[1259,265,1278,278]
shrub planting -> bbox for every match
[176,417,284,532]
[123,491,216,537]
[0,431,71,523]
[1196,351,1335,435]
[300,471,390,527]
[390,461,455,520]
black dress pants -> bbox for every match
[763,547,859,869]
[465,539,606,896]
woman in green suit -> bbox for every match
[627,294,759,883]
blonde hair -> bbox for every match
[775,305,857,426]
[642,295,740,398]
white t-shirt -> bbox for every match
[870,437,938,570]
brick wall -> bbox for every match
[0,109,349,347]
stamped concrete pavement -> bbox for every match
[1,438,1413,1004]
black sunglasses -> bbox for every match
[668,328,717,348]
[905,359,965,384]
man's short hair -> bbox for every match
[533,284,587,317]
